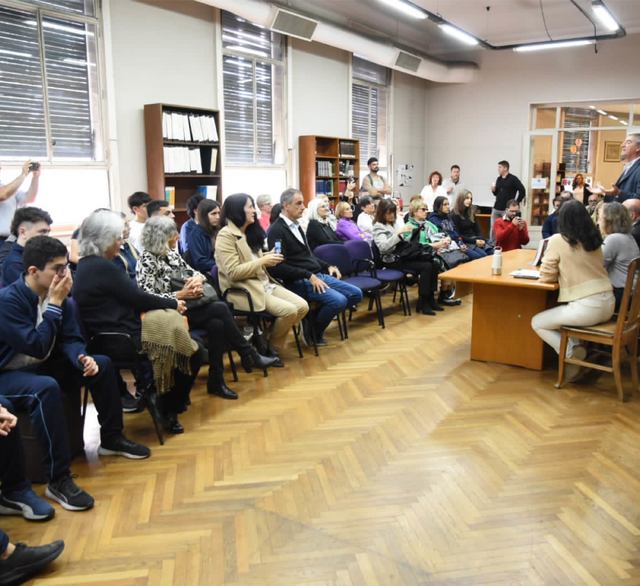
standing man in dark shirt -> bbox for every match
[490,160,526,243]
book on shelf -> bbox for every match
[165,186,176,207]
[315,160,333,176]
[163,146,204,173]
[195,185,218,199]
[162,111,219,143]
[339,141,356,158]
[315,179,333,196]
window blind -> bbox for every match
[352,82,378,163]
[221,10,284,165]
[0,1,100,160]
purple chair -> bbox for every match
[313,243,385,329]
[343,240,410,317]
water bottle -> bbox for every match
[492,246,502,276]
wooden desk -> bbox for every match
[440,249,559,370]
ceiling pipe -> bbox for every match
[196,0,479,83]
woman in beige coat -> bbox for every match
[215,193,308,355]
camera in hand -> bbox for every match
[28,162,40,172]
[514,211,522,218]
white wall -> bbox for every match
[392,71,428,203]
[425,34,640,209]
[107,0,218,208]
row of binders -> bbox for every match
[162,111,219,142]
[163,146,218,174]
[316,160,334,176]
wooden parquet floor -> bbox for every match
[6,294,640,585]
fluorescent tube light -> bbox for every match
[596,109,607,115]
[592,1,619,32]
[608,114,619,120]
[514,39,592,52]
[620,120,628,125]
[378,0,427,20]
[439,24,479,46]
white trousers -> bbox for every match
[531,292,615,356]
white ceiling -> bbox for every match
[274,0,640,61]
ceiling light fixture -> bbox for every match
[592,0,620,32]
[596,109,607,115]
[439,24,479,46]
[378,0,427,20]
[608,114,619,120]
[513,39,592,52]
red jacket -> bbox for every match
[494,217,529,252]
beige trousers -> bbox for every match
[264,285,309,350]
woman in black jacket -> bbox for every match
[451,190,493,255]
[305,198,342,250]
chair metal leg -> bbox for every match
[341,311,349,339]
[292,324,304,358]
[142,390,165,446]
[375,291,385,328]
[307,319,319,356]
[80,386,90,431]
[228,351,238,382]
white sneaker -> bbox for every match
[565,345,587,382]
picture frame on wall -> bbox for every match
[604,141,621,162]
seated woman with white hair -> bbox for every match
[305,198,342,250]
[136,216,279,400]
[73,209,200,435]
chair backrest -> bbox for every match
[313,243,352,276]
[343,239,372,263]
[616,256,640,337]
[370,241,384,269]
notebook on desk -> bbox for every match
[510,269,540,280]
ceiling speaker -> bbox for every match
[271,8,318,41]
[395,51,422,72]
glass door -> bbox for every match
[526,132,559,227]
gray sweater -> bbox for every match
[602,233,640,288]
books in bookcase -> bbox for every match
[195,185,218,199]
[163,146,218,175]
[315,179,333,197]
[162,111,218,142]
[165,186,176,207]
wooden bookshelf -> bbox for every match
[530,162,565,226]
[299,135,359,206]
[144,103,222,226]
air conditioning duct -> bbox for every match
[196,0,478,83]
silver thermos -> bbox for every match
[491,246,502,275]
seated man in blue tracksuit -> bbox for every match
[0,236,151,512]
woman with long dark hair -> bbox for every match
[372,198,441,315]
[572,173,592,206]
[451,190,493,254]
[429,196,485,260]
[532,200,615,381]
[185,199,221,273]
[215,193,309,355]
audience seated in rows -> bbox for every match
[256,194,273,232]
[335,201,372,243]
[267,189,362,346]
[1,207,52,286]
[136,216,279,399]
[599,202,640,311]
[179,193,204,254]
[622,198,640,249]
[146,199,174,219]
[113,213,139,280]
[73,210,200,435]
[214,193,308,355]
[356,196,376,237]
[185,199,220,273]
[305,198,342,250]
[0,236,150,512]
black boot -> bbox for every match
[428,295,444,311]
[240,347,280,373]
[207,370,238,400]
[162,412,184,434]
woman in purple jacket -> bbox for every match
[335,202,372,243]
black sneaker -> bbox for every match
[98,436,151,460]
[45,476,94,512]
[0,540,64,585]
[121,392,142,413]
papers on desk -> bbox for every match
[510,269,540,280]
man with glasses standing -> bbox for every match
[0,236,150,512]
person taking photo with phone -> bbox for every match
[494,199,530,252]
[0,160,41,243]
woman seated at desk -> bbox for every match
[531,200,615,382]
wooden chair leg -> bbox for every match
[629,337,639,396]
[612,345,625,401]
[556,330,569,388]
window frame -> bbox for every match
[0,0,107,166]
[220,10,286,167]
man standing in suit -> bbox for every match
[598,133,640,202]
[267,188,362,346]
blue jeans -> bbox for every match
[465,245,487,260]
[290,274,363,338]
